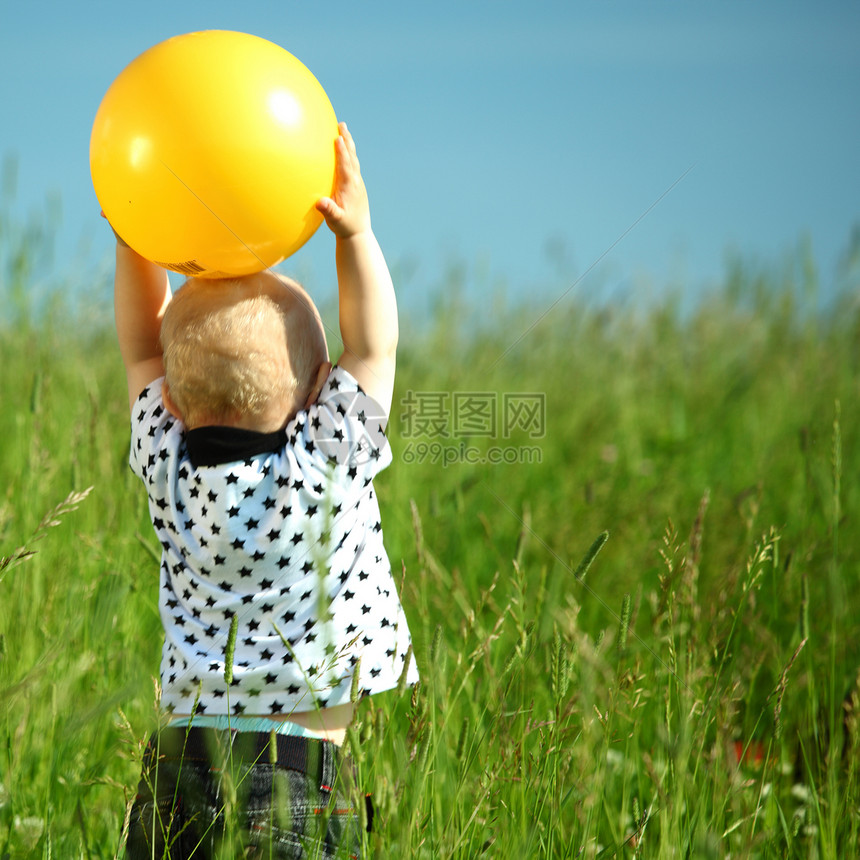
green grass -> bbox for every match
[1,227,859,857]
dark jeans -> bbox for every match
[124,727,370,859]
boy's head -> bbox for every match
[160,272,330,431]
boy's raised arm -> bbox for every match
[316,123,398,415]
[113,238,172,411]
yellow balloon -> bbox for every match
[90,30,338,278]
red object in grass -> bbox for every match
[734,740,766,767]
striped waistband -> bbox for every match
[144,726,337,790]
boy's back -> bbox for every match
[131,362,416,721]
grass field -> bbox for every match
[1,231,859,857]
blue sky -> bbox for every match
[2,0,858,315]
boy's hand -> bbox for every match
[315,123,371,239]
[318,123,398,415]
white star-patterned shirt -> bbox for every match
[130,366,419,717]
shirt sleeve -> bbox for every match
[296,365,393,482]
[128,377,178,481]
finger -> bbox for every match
[315,197,343,221]
[335,137,360,184]
[338,122,358,161]
[333,139,359,190]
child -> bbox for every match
[116,123,419,858]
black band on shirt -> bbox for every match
[185,425,287,468]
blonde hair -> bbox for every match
[160,274,327,428]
